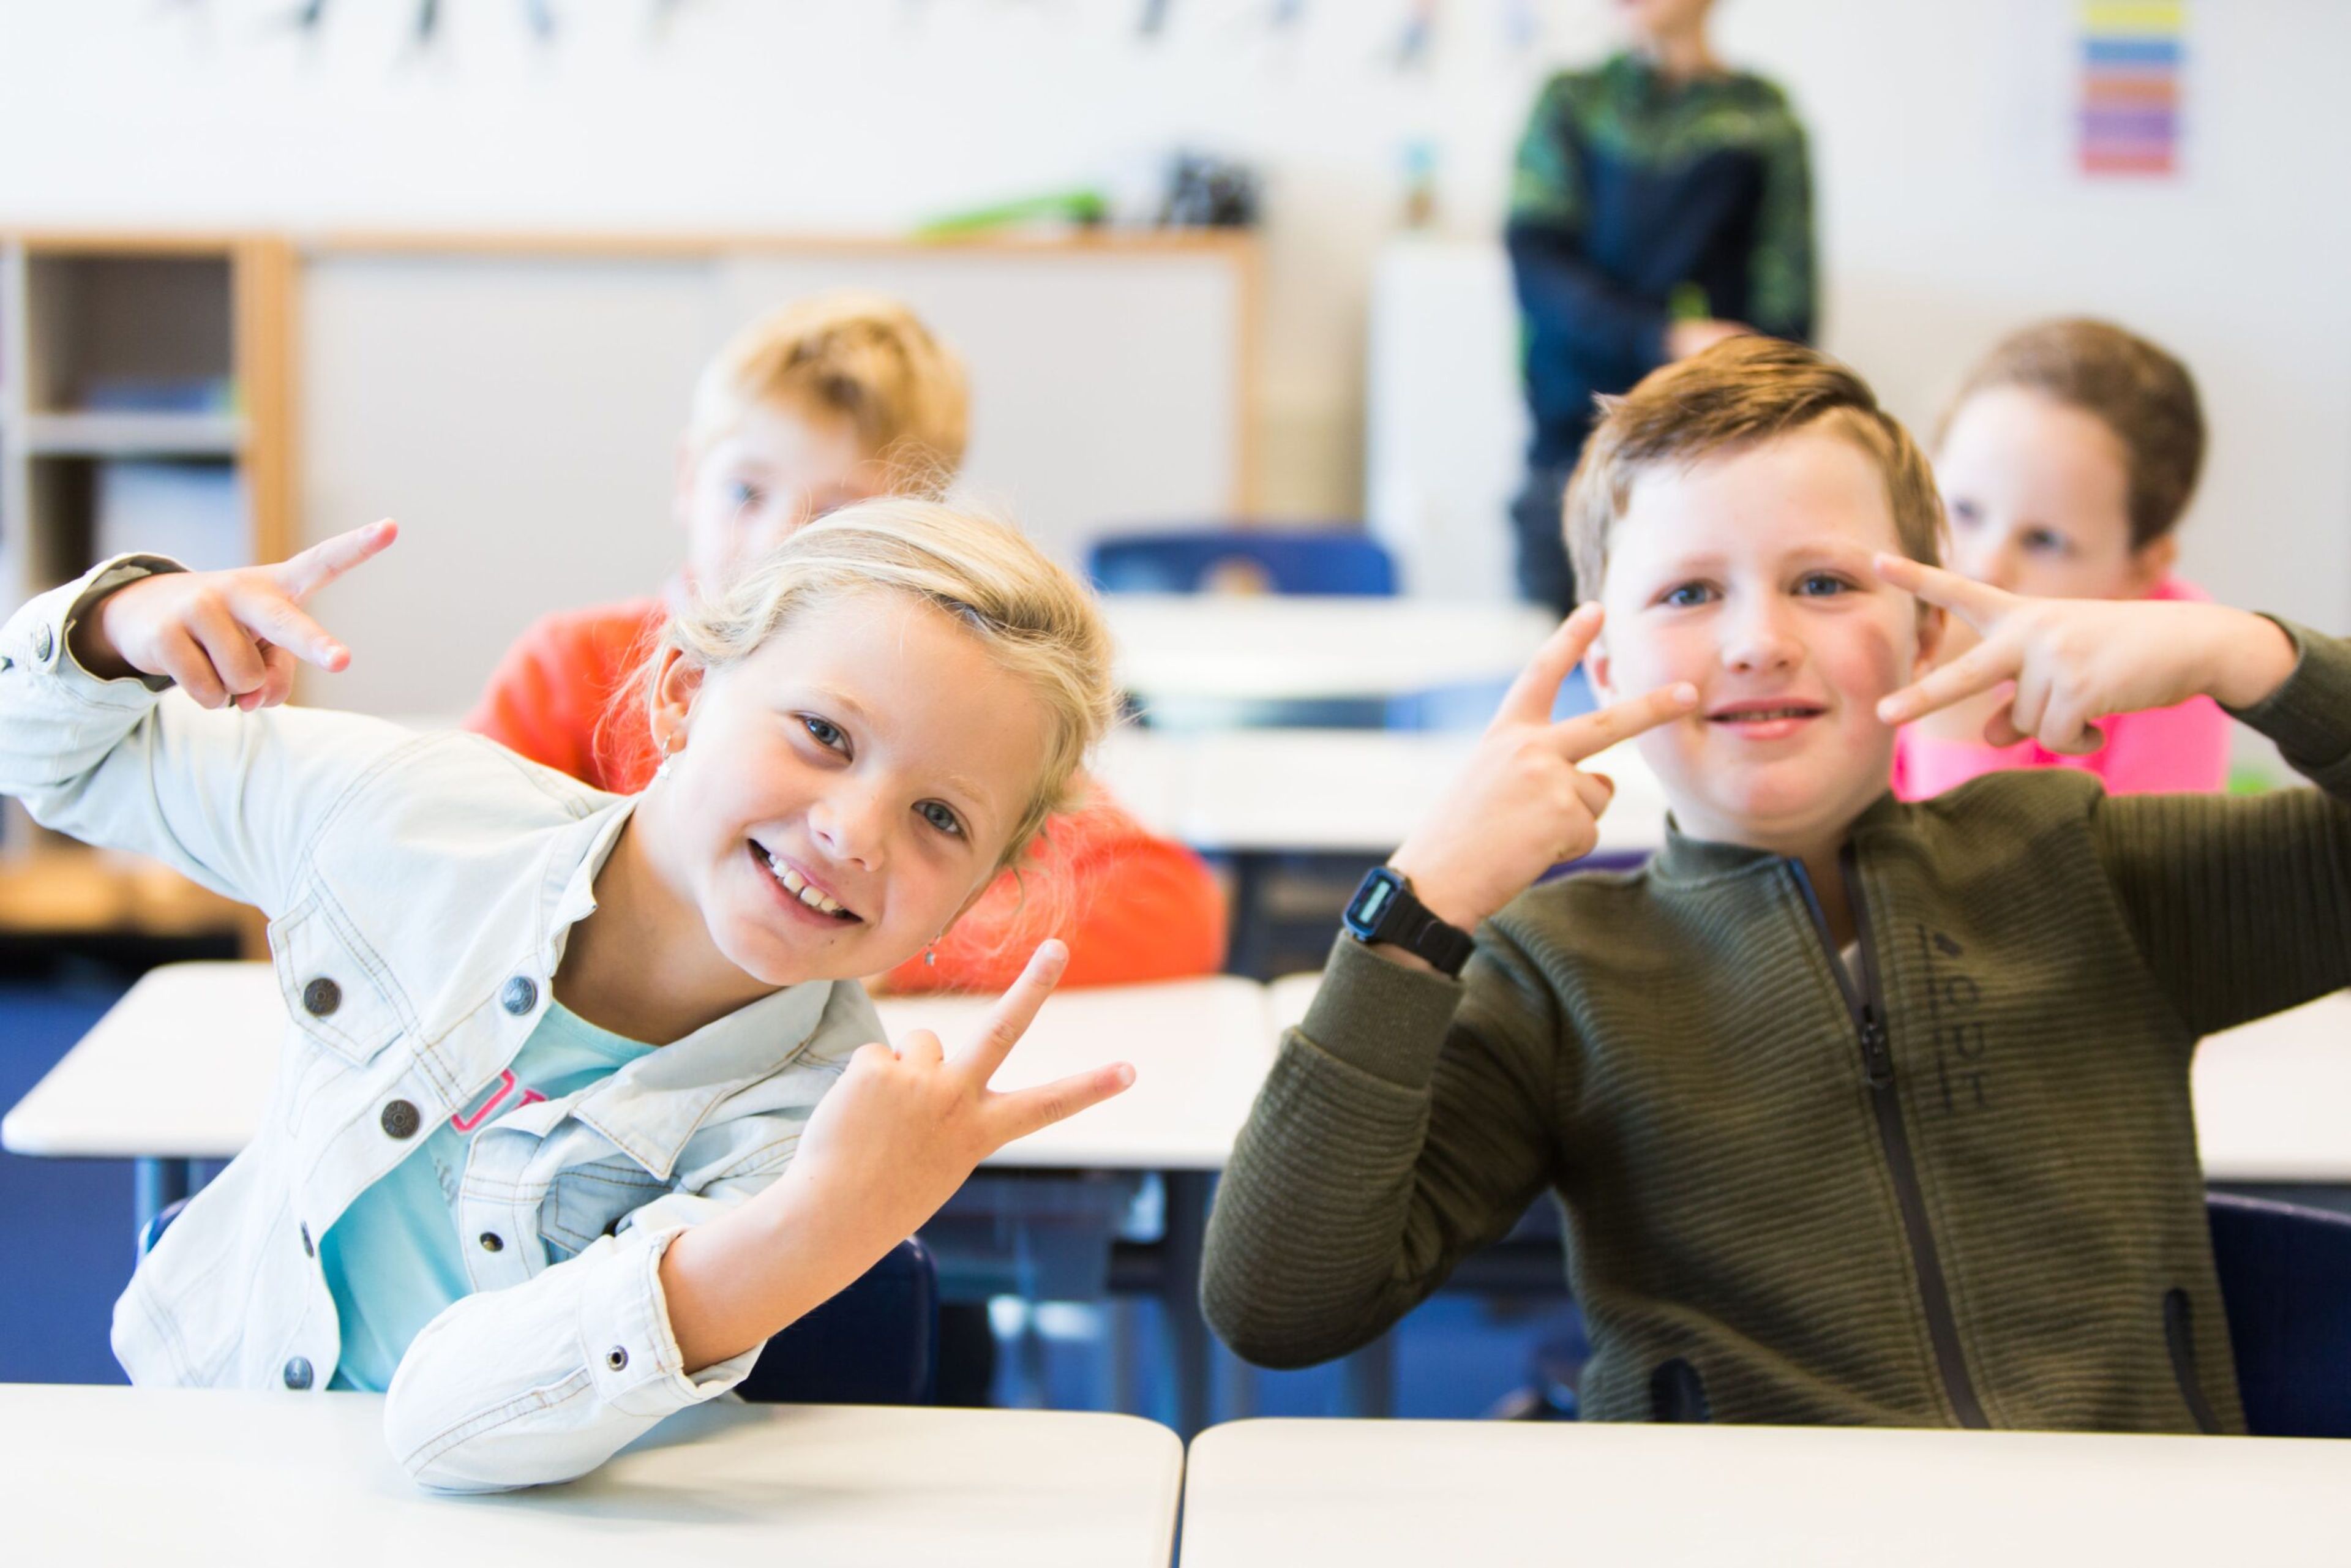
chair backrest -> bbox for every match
[2207,1191,2351,1437]
[735,1236,941,1407]
[1087,528,1398,598]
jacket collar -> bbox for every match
[1647,792,1909,885]
[512,796,855,1181]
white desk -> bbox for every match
[1179,1417,2351,1567]
[0,964,1269,1172]
[1095,728,1669,858]
[1103,595,1555,706]
[1,1385,1180,1567]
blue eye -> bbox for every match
[1660,582,1715,609]
[1796,572,1851,597]
[728,479,765,510]
[2022,528,2069,557]
[801,715,846,751]
[918,801,965,838]
[1948,499,1981,529]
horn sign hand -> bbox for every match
[1385,603,1697,957]
[70,520,399,711]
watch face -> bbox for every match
[1346,868,1404,939]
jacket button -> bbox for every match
[299,1222,314,1258]
[501,975,538,1016]
[380,1100,421,1139]
[301,977,341,1017]
[283,1356,313,1390]
[32,625,53,663]
[606,1346,629,1372]
[478,1231,503,1253]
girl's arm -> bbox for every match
[0,525,405,914]
[383,945,1133,1493]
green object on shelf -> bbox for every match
[913,189,1111,240]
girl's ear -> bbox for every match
[649,645,708,755]
[2124,533,2179,597]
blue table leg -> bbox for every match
[1161,1169,1212,1437]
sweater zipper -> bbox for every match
[1792,849,1990,1430]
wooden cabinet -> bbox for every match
[0,233,291,948]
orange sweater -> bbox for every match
[465,599,1227,993]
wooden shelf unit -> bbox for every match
[0,231,293,949]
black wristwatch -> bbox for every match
[1343,866,1475,978]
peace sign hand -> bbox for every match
[785,940,1135,1247]
[1873,553,2298,752]
[1387,604,1697,943]
[72,520,399,711]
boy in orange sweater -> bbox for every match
[468,293,1225,991]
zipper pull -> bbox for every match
[1860,1007,1895,1089]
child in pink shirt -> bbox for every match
[1894,319,2229,798]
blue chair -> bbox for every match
[2207,1192,2351,1437]
[143,1201,939,1406]
[1086,528,1398,598]
[735,1237,941,1406]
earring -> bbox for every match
[924,945,937,967]
[651,735,683,784]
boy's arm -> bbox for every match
[2092,621,2351,1036]
[462,611,611,784]
[1202,609,1692,1367]
[1202,923,1564,1368]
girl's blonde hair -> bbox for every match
[658,497,1119,870]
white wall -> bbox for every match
[1,0,2345,628]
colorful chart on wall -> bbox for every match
[2077,1,2186,178]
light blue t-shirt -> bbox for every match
[323,1002,655,1392]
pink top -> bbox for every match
[1891,576,2233,801]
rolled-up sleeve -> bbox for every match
[383,1186,765,1493]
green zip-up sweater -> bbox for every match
[1203,621,2351,1432]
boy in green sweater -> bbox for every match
[1202,337,2349,1431]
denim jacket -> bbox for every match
[0,557,883,1492]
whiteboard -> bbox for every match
[297,239,1249,718]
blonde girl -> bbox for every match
[0,501,1132,1492]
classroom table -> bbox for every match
[0,963,1275,1436]
[1177,1417,2351,1567]
[1101,593,1556,708]
[0,1384,1182,1567]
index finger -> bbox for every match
[1877,641,2019,726]
[950,938,1069,1084]
[271,519,400,601]
[1872,552,2012,631]
[1551,679,1698,764]
[1494,604,1603,727]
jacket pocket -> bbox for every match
[539,1160,675,1259]
[269,895,407,1068]
[2164,1288,2222,1435]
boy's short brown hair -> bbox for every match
[687,291,970,484]
[1564,337,1942,604]
[1941,318,2204,549]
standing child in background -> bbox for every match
[1895,318,2227,797]
[1205,339,2351,1433]
[1505,0,1815,615]
[467,293,1226,990]
[0,503,1133,1491]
